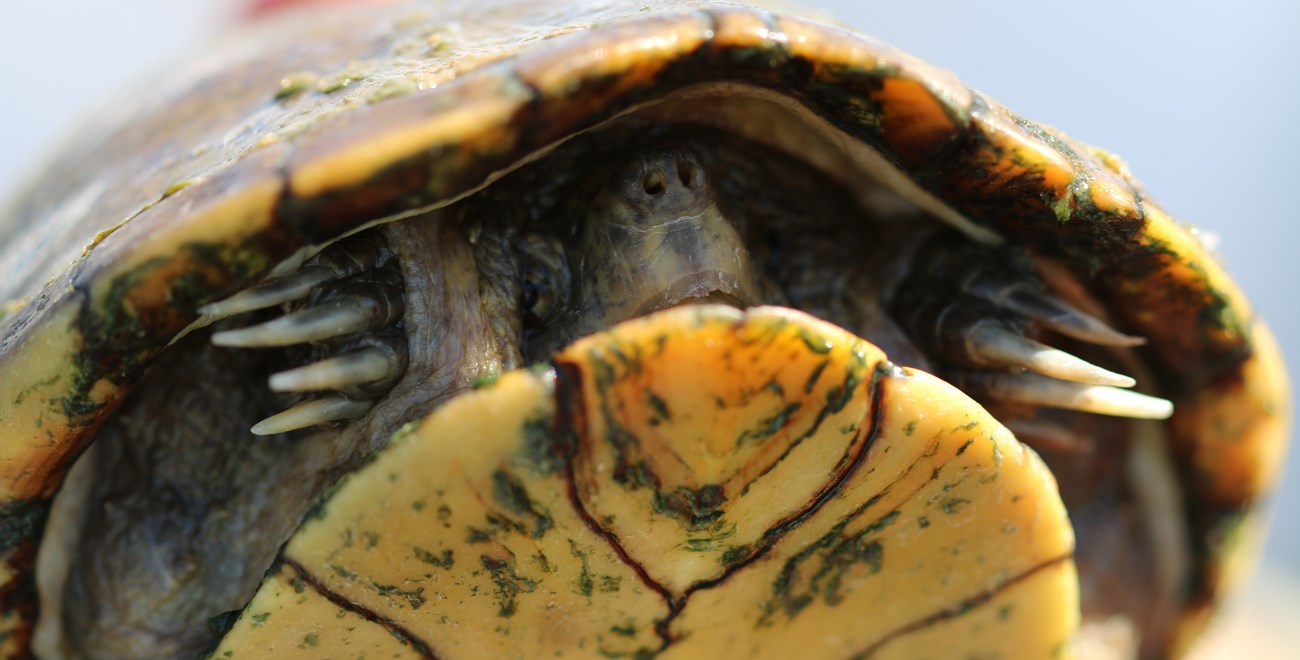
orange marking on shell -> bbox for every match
[780,16,899,80]
[1132,205,1253,362]
[287,71,529,200]
[512,14,711,143]
[968,111,1076,200]
[1084,171,1138,215]
[558,306,881,594]
[873,76,957,165]
[1171,321,1290,507]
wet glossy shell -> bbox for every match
[215,305,1078,657]
[0,0,1287,655]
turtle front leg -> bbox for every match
[41,213,525,657]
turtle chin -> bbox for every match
[634,270,753,317]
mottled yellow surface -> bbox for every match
[217,306,1078,657]
[562,306,882,594]
[0,304,84,500]
[211,563,414,658]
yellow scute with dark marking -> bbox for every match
[214,306,1077,657]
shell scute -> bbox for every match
[214,306,1077,657]
[285,68,533,203]
[512,12,713,119]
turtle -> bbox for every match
[0,0,1286,658]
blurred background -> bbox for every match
[0,0,1295,656]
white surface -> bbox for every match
[0,0,1295,625]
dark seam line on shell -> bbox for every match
[683,9,719,95]
[1132,192,1149,225]
[551,360,676,648]
[738,360,867,490]
[281,557,440,659]
[757,10,781,37]
[685,363,886,581]
[508,68,544,116]
[849,552,1075,659]
[693,8,719,41]
[1008,112,1095,215]
[902,85,982,184]
[758,10,804,88]
[707,369,980,602]
[965,89,990,124]
[901,82,972,172]
[505,53,552,168]
[947,89,994,178]
[651,363,891,650]
[273,147,311,243]
[1010,111,1084,165]
[272,149,293,205]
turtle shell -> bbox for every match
[215,304,1080,658]
[0,0,1287,657]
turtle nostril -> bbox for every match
[642,170,667,196]
[621,148,708,210]
[677,159,697,188]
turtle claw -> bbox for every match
[964,371,1173,420]
[210,233,408,434]
[268,346,397,393]
[999,288,1146,348]
[966,324,1136,387]
[201,233,393,318]
[960,263,1144,348]
[251,394,374,436]
[889,231,1165,419]
[198,265,335,318]
[212,295,395,347]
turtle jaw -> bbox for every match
[635,277,749,316]
[573,201,765,329]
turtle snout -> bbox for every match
[622,147,711,219]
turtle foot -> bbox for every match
[890,232,1171,419]
[204,232,409,434]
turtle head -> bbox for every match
[524,142,765,357]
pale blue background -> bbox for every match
[0,0,1295,638]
